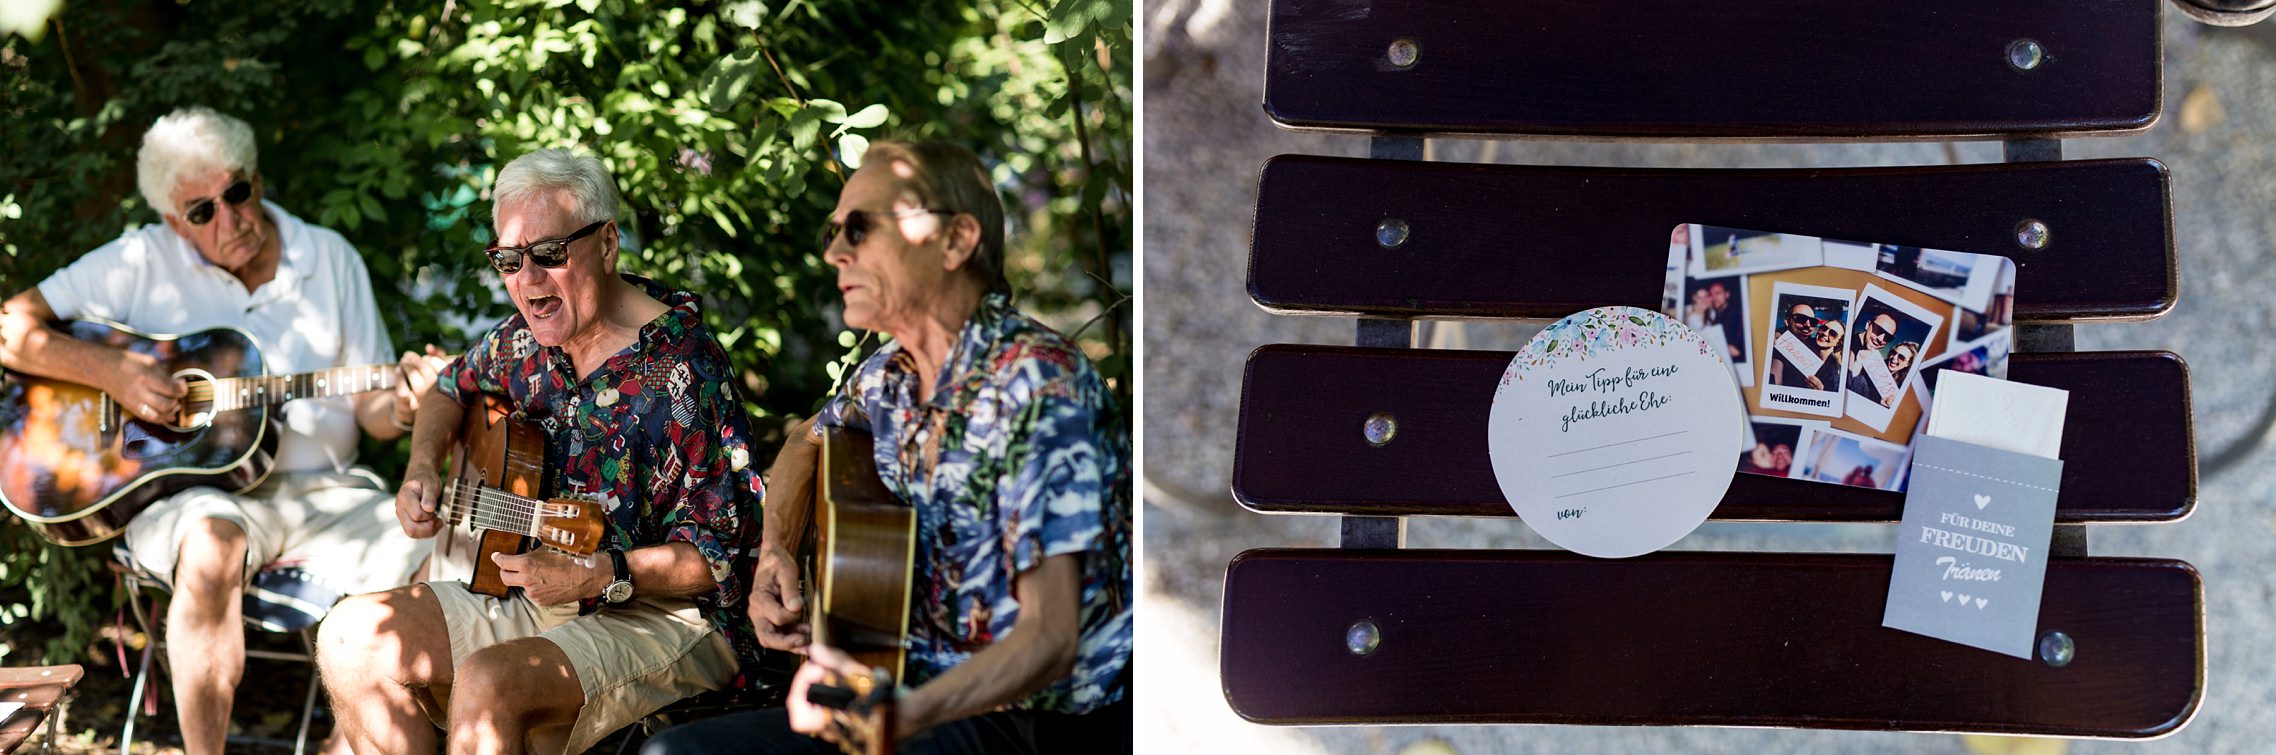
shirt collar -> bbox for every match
[909,290,1015,410]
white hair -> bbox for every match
[491,148,618,226]
[136,106,258,216]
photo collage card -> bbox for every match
[1661,224,2018,493]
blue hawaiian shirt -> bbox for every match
[815,291,1132,714]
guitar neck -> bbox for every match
[194,364,398,412]
[438,479,539,535]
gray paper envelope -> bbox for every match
[1882,434,2064,658]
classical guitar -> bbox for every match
[424,393,607,598]
[806,426,915,755]
[0,320,404,546]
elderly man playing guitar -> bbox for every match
[644,139,1132,754]
[315,148,766,755]
[0,106,438,755]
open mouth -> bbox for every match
[525,294,564,320]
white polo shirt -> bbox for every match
[38,200,394,474]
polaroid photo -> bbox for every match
[1737,417,1827,480]
[1689,223,1823,279]
[1681,275,1753,387]
[1874,246,2005,312]
[1842,283,1944,432]
[1917,329,2017,402]
[1759,281,1853,418]
[1795,426,1912,491]
[1823,239,1880,272]
[1947,260,2018,351]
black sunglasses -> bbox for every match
[820,208,958,253]
[183,179,256,226]
[484,220,609,275]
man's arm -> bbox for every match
[762,415,821,556]
[492,540,719,606]
[0,288,184,422]
[750,415,822,650]
[394,385,466,539]
[891,554,1084,735]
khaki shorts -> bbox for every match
[122,470,426,598]
[426,580,739,755]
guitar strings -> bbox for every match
[437,486,548,516]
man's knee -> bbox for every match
[453,641,580,724]
[172,517,247,592]
[317,586,446,685]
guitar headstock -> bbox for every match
[532,492,609,556]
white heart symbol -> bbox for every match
[1940,591,1953,602]
[1975,597,1988,609]
[1957,594,1973,608]
[1974,494,1992,510]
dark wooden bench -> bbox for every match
[1225,0,2201,739]
[0,665,83,754]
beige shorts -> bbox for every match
[122,469,426,598]
[426,580,739,755]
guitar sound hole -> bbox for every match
[168,369,220,431]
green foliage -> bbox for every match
[0,0,1129,665]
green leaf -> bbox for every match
[788,109,821,150]
[839,133,870,169]
[840,103,889,129]
[809,99,849,124]
[722,0,768,29]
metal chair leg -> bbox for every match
[293,630,319,755]
[119,642,152,755]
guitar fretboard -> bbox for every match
[187,365,397,413]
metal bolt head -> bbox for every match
[2038,631,2075,667]
[2007,39,2045,71]
[1347,620,1381,655]
[1387,38,1420,68]
[2016,219,2051,250]
[1364,412,1398,446]
[1376,218,1410,249]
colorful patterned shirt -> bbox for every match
[439,274,764,683]
[816,291,1132,714]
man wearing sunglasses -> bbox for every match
[316,148,765,755]
[642,139,1133,754]
[0,106,440,755]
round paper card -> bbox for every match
[1488,306,1745,558]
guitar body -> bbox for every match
[811,427,916,686]
[0,321,276,546]
[435,394,551,598]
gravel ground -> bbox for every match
[1139,4,2276,754]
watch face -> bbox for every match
[606,581,633,604]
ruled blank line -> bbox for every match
[1555,471,1698,499]
[1551,451,1692,479]
[1544,431,1688,459]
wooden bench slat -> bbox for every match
[1264,0,2161,139]
[1221,550,2202,737]
[1233,346,2194,522]
[1248,156,2175,322]
[0,665,81,754]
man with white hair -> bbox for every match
[316,148,765,755]
[0,106,439,755]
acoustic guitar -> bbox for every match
[805,426,916,755]
[424,393,607,598]
[0,320,404,546]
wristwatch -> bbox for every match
[602,547,634,605]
